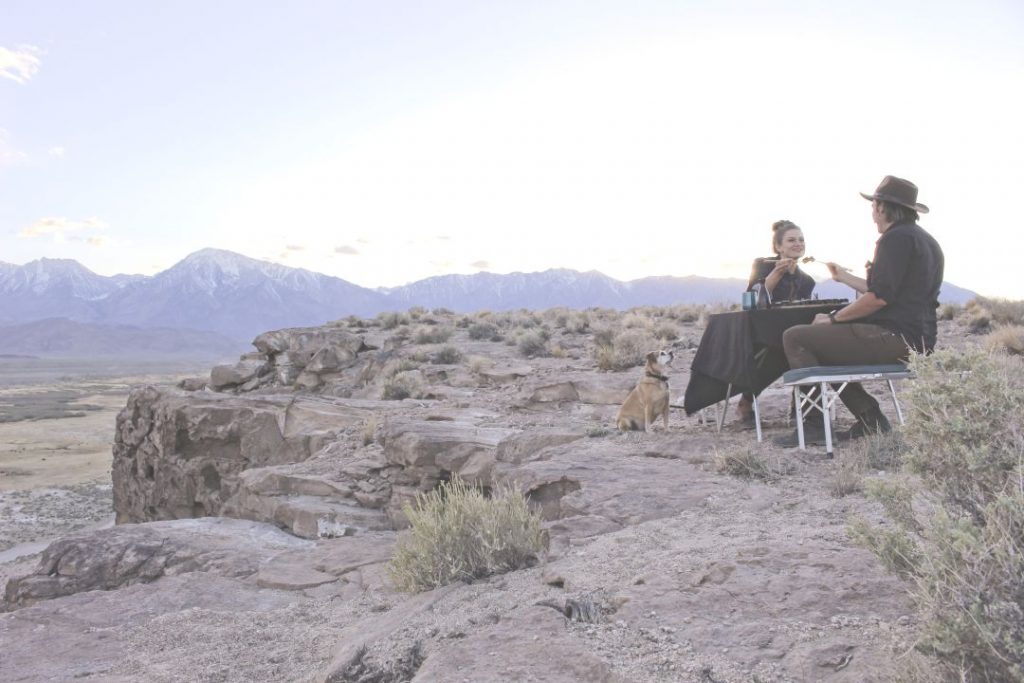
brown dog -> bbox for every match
[616,350,674,431]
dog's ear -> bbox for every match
[645,351,657,363]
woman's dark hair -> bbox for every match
[771,219,801,255]
[877,200,919,224]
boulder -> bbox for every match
[210,358,268,390]
[4,518,311,608]
[112,388,369,523]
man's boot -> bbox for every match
[838,406,892,441]
[736,395,755,426]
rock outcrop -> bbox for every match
[2,310,933,682]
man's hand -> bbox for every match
[812,313,832,325]
[825,262,848,280]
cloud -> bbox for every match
[435,235,451,241]
[86,236,107,247]
[18,217,108,239]
[470,260,490,269]
[0,45,42,84]
[335,245,359,255]
[285,244,304,251]
[48,146,65,158]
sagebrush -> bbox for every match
[849,348,1024,682]
[388,476,545,592]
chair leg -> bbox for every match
[794,386,806,450]
[887,380,905,425]
[753,394,762,443]
[821,381,834,458]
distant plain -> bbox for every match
[0,357,217,554]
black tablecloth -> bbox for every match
[683,304,837,414]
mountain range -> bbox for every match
[0,248,978,355]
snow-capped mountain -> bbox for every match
[0,248,979,345]
[99,249,389,339]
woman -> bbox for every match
[737,220,816,423]
[747,219,815,304]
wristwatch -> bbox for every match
[828,311,838,324]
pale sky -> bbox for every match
[2,1,1023,298]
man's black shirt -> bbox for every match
[864,221,945,352]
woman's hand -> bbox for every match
[773,258,798,275]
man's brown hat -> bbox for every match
[860,175,929,214]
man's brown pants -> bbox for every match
[782,323,909,418]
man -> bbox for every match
[774,175,944,446]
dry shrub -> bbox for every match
[431,345,462,364]
[468,321,500,341]
[563,312,590,334]
[653,322,681,341]
[466,355,492,374]
[937,303,961,321]
[620,313,652,330]
[361,417,379,446]
[714,448,790,482]
[984,325,1024,356]
[381,370,425,400]
[665,304,703,323]
[849,348,1024,681]
[413,326,453,344]
[830,461,864,498]
[378,311,410,330]
[595,329,659,371]
[388,476,544,592]
[407,306,427,319]
[973,297,1024,326]
[517,329,550,358]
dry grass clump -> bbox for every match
[664,304,704,323]
[378,311,410,330]
[361,417,379,446]
[517,329,551,358]
[595,329,659,371]
[468,321,501,341]
[620,313,652,329]
[388,476,545,593]
[714,448,789,482]
[984,325,1024,356]
[431,346,462,364]
[563,312,590,334]
[466,355,493,374]
[412,326,453,344]
[937,303,961,321]
[381,370,426,400]
[848,348,1024,681]
[653,322,681,341]
[972,296,1024,326]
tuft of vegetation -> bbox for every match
[517,329,550,358]
[595,329,659,371]
[468,322,500,341]
[848,348,1024,681]
[412,326,453,344]
[431,346,462,365]
[377,311,410,330]
[381,370,425,401]
[388,476,545,592]
[984,325,1024,356]
[714,448,787,482]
